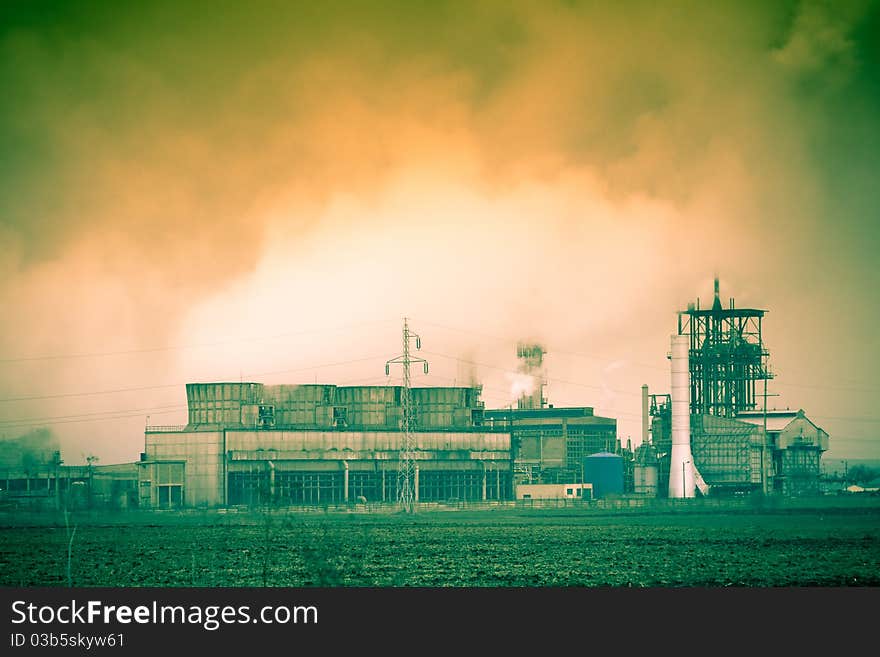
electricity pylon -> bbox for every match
[385,318,428,513]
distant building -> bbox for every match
[650,404,828,496]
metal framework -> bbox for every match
[385,318,428,512]
[677,278,771,418]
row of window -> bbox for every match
[227,470,513,505]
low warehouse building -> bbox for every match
[515,483,592,500]
[141,382,512,508]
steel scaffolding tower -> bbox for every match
[385,318,428,512]
[677,277,771,418]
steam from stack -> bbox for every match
[514,342,546,410]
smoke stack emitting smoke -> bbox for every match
[508,373,536,400]
[513,342,545,409]
[0,428,60,470]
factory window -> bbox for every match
[576,488,582,497]
[158,484,183,508]
[258,404,276,428]
[566,488,574,496]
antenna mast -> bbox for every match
[385,317,429,512]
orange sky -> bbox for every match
[1,0,878,464]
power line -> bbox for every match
[0,404,187,428]
[0,407,184,431]
[421,350,644,398]
[0,355,388,403]
[811,415,880,424]
[413,317,669,372]
[0,373,396,431]
[416,317,880,394]
[0,319,397,364]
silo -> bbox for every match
[583,452,624,499]
[633,443,659,497]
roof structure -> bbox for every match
[736,409,826,435]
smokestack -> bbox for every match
[516,342,546,410]
[669,334,695,498]
[712,275,723,312]
[641,384,649,446]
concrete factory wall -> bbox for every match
[145,430,223,507]
[143,428,512,507]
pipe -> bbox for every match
[267,460,275,504]
[413,464,419,504]
[669,334,695,498]
[641,384,649,447]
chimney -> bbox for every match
[669,334,695,498]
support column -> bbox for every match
[481,462,487,501]
[343,461,349,503]
[414,465,419,503]
[267,461,275,504]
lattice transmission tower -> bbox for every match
[385,317,429,512]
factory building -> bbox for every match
[3,283,830,509]
[736,409,829,496]
[141,382,512,508]
[484,406,618,486]
[485,342,623,493]
[0,430,140,510]
[645,278,828,497]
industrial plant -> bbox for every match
[0,279,830,510]
[645,279,829,498]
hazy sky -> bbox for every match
[1,0,878,465]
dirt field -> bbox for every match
[1,504,878,587]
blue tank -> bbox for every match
[583,452,624,499]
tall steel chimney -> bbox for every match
[669,334,695,498]
[641,384,649,446]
